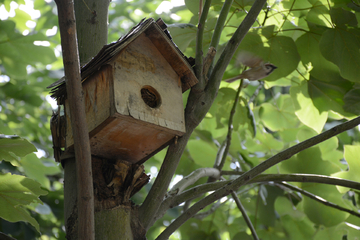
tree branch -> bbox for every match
[206,0,267,101]
[210,0,234,50]
[278,182,360,218]
[231,191,259,240]
[151,172,360,228]
[217,80,244,171]
[55,0,94,239]
[156,116,360,239]
[168,168,220,196]
[194,0,212,89]
[222,172,360,190]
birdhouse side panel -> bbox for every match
[112,34,185,135]
[65,64,114,148]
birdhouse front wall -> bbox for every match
[112,34,185,134]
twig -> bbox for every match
[167,168,220,196]
[155,116,360,239]
[194,199,224,219]
[352,0,360,7]
[278,182,360,218]
[158,172,360,222]
[248,81,264,104]
[231,191,259,240]
[206,0,267,101]
[216,80,244,171]
[55,0,94,239]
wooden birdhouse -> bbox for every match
[49,18,197,164]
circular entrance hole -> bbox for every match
[141,85,161,108]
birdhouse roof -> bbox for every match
[48,18,198,102]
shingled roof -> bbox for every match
[48,18,197,103]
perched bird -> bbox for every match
[225,51,277,82]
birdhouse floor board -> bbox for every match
[88,114,177,163]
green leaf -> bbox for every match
[259,94,299,131]
[245,130,284,153]
[280,146,339,175]
[290,81,328,133]
[330,7,358,27]
[0,135,37,161]
[265,36,301,81]
[0,173,47,232]
[332,145,360,193]
[233,97,256,137]
[20,153,61,189]
[319,28,360,82]
[295,32,345,82]
[187,140,218,167]
[308,76,354,117]
[184,0,199,15]
[343,87,360,115]
[1,82,43,107]
[302,183,349,227]
[306,3,332,28]
[280,215,316,240]
[0,20,56,78]
[275,196,305,219]
[168,24,197,52]
[314,224,346,240]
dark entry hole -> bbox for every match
[141,85,161,108]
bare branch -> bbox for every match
[156,116,360,239]
[217,80,244,171]
[222,172,360,190]
[231,191,259,240]
[168,168,221,196]
[248,81,264,104]
[55,0,94,238]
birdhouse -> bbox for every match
[49,18,197,164]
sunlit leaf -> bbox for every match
[20,153,61,189]
[290,81,328,133]
[0,135,37,161]
[187,140,218,167]
[0,173,47,232]
[259,94,299,131]
[332,145,360,193]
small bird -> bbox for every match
[225,51,277,83]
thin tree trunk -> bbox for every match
[61,1,139,240]
[74,0,109,64]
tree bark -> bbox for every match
[74,0,110,64]
[61,1,138,240]
[56,0,95,238]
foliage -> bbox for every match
[1,0,360,239]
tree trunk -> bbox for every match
[62,1,146,239]
[64,157,146,239]
[74,0,109,64]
